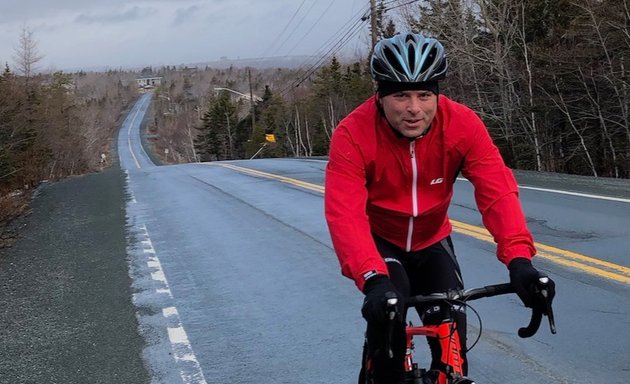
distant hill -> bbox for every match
[188,55,324,69]
[58,55,330,73]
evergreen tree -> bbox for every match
[194,91,240,161]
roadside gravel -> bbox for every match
[0,167,149,384]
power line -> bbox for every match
[270,1,319,57]
[279,32,366,97]
[302,2,370,64]
[284,0,337,56]
[276,2,373,96]
[284,23,364,88]
[383,0,420,12]
[262,0,308,56]
[276,0,411,97]
[278,16,368,96]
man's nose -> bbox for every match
[406,97,422,113]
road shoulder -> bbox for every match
[0,167,149,384]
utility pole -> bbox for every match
[248,68,256,135]
[226,112,233,159]
[368,0,379,89]
[370,0,378,49]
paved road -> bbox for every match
[2,92,629,383]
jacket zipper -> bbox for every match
[407,140,418,252]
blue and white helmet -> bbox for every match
[370,33,448,83]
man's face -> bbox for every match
[379,90,438,138]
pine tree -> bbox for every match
[194,91,240,161]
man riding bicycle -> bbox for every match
[324,32,556,384]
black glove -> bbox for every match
[509,258,555,311]
[361,275,404,325]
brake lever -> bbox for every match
[385,296,398,358]
[518,276,556,338]
[539,277,557,334]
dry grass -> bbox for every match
[0,191,32,249]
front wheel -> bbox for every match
[403,366,426,383]
[409,370,476,384]
[451,377,475,384]
[404,368,439,384]
[359,339,369,384]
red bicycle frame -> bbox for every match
[404,321,464,384]
[388,281,554,384]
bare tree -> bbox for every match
[547,75,598,177]
[12,26,44,81]
[517,2,543,171]
[402,1,527,166]
[579,66,621,178]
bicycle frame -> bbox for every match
[394,280,555,384]
[369,281,555,384]
[404,320,466,384]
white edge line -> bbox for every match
[138,223,206,384]
[456,177,630,203]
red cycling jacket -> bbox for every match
[324,95,535,291]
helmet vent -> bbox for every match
[420,46,437,74]
[384,47,404,76]
[407,43,416,74]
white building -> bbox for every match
[136,76,162,88]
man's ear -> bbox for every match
[375,93,385,114]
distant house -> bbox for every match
[136,76,162,88]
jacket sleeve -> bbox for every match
[324,124,388,291]
[460,113,536,266]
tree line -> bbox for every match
[0,28,138,222]
[1,0,628,220]
[403,0,629,177]
[153,0,628,179]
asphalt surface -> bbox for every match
[125,158,629,384]
[0,168,149,384]
[2,91,629,384]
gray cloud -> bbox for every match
[173,5,201,26]
[0,0,178,23]
[75,6,157,24]
[0,1,368,71]
[2,1,114,22]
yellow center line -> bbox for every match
[451,221,630,276]
[218,163,325,193]
[214,163,630,284]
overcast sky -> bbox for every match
[0,0,371,72]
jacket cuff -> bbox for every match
[501,247,534,267]
[508,257,532,271]
[356,269,388,292]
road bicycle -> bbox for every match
[362,278,556,384]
